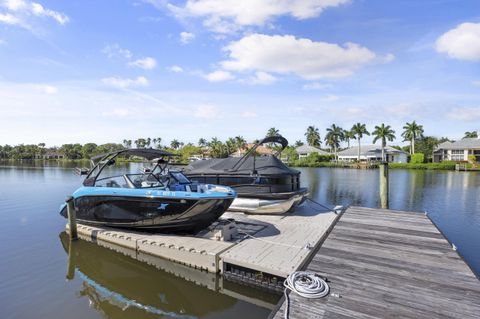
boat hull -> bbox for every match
[60,195,234,233]
[228,189,309,214]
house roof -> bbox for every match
[230,143,274,157]
[435,138,480,150]
[338,144,407,157]
[295,145,330,155]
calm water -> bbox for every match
[0,163,479,319]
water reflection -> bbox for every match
[59,232,277,319]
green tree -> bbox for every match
[464,131,478,139]
[234,136,246,150]
[343,129,355,148]
[122,139,132,149]
[401,121,424,154]
[59,144,83,159]
[81,143,98,159]
[304,126,321,147]
[266,127,280,137]
[372,124,396,161]
[198,138,207,147]
[208,137,228,158]
[134,138,147,148]
[325,124,344,161]
[152,137,162,149]
[351,123,370,161]
[170,139,181,150]
[294,140,304,147]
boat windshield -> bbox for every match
[94,171,191,189]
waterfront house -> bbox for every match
[433,137,480,162]
[338,145,408,163]
[36,148,64,159]
[295,145,330,159]
[230,143,274,157]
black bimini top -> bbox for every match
[92,148,177,162]
[184,155,300,176]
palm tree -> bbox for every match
[325,124,344,161]
[304,126,321,147]
[234,136,246,150]
[464,131,478,139]
[266,127,280,137]
[134,138,147,148]
[401,121,424,154]
[294,140,304,147]
[351,123,370,161]
[152,137,162,149]
[372,124,396,162]
[342,129,355,148]
[170,139,181,150]
[198,138,207,147]
[122,139,132,149]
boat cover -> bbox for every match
[184,155,299,176]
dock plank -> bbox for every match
[271,206,480,319]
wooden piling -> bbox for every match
[66,196,78,240]
[379,162,389,209]
[66,239,76,280]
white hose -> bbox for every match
[283,271,330,319]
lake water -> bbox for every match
[0,163,479,319]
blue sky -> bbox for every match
[0,0,479,147]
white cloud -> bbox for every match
[180,31,195,44]
[102,108,131,117]
[0,38,6,44]
[241,111,257,118]
[302,82,332,90]
[194,104,218,118]
[43,85,57,94]
[102,76,149,88]
[220,34,377,80]
[168,0,350,33]
[322,94,340,101]
[128,57,157,70]
[472,80,480,86]
[204,70,235,82]
[447,107,480,121]
[246,71,277,85]
[102,44,133,59]
[0,12,22,25]
[2,0,69,25]
[167,65,184,73]
[436,22,480,61]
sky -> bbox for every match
[0,0,479,147]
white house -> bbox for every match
[295,145,331,159]
[433,138,480,162]
[338,145,408,163]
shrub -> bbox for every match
[410,153,425,164]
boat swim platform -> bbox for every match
[270,206,480,319]
[66,203,344,289]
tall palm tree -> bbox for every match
[152,137,162,149]
[170,139,181,150]
[304,126,321,147]
[464,131,478,139]
[343,129,355,148]
[372,124,396,161]
[234,136,246,150]
[401,121,424,154]
[266,127,280,137]
[325,124,344,161]
[198,138,207,147]
[351,123,370,161]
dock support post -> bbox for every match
[66,196,78,240]
[379,162,389,209]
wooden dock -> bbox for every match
[271,206,480,319]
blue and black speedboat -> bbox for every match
[60,149,236,233]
